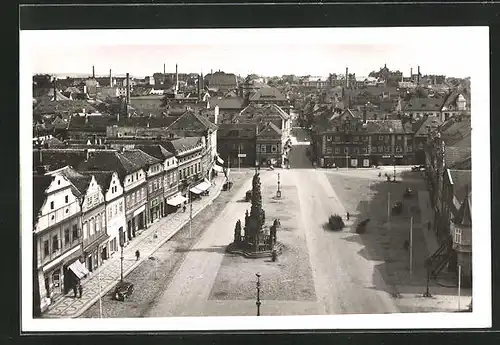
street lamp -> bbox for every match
[255,272,262,316]
[276,173,281,198]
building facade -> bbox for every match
[33,173,82,313]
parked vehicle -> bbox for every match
[114,281,134,301]
[392,201,404,215]
[404,187,413,198]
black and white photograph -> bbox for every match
[20,27,491,331]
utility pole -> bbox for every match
[256,272,261,316]
[238,144,241,172]
[410,216,413,275]
[119,228,124,282]
[458,265,462,310]
[98,262,103,318]
[387,192,391,223]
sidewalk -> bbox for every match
[417,190,439,255]
[42,175,226,318]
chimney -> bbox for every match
[92,65,95,79]
[410,68,413,78]
[197,74,201,100]
[109,69,112,87]
[53,77,57,101]
[175,64,179,93]
[345,67,349,88]
[417,66,420,84]
[126,72,130,105]
[164,63,166,75]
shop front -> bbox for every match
[126,205,146,240]
[83,233,110,272]
[41,244,82,303]
[166,192,188,213]
[149,196,163,224]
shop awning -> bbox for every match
[166,194,187,206]
[189,186,203,194]
[217,156,224,164]
[68,260,90,280]
[213,164,224,173]
[195,179,212,192]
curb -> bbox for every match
[69,180,224,318]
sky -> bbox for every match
[22,27,487,78]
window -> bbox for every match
[90,218,95,236]
[119,201,123,213]
[396,146,403,153]
[385,146,391,152]
[149,183,153,193]
[271,145,277,153]
[52,235,59,253]
[363,136,369,142]
[65,195,69,203]
[326,135,332,141]
[261,145,267,153]
[407,145,413,152]
[362,147,367,153]
[335,136,340,142]
[72,224,78,241]
[372,147,377,153]
[335,147,340,154]
[93,194,98,204]
[87,197,92,208]
[344,147,348,154]
[397,135,402,141]
[378,146,383,152]
[50,201,54,210]
[43,240,49,257]
[64,228,70,245]
[353,147,359,154]
[326,147,333,154]
[379,136,383,141]
[353,136,359,142]
[114,204,118,216]
[454,228,462,244]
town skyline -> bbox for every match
[24,27,484,79]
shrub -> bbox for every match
[328,214,345,231]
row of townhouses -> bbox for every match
[33,135,224,314]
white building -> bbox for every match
[33,170,84,313]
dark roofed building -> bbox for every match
[217,123,258,168]
[248,87,288,106]
[403,97,444,119]
[204,71,238,92]
[136,145,174,161]
[77,151,140,181]
[80,170,114,192]
[444,146,471,169]
[208,96,245,110]
[121,149,162,170]
[160,137,203,156]
[365,120,404,133]
[34,100,98,117]
[33,149,89,173]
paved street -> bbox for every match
[145,127,470,317]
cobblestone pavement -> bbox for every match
[79,172,254,318]
[43,175,226,318]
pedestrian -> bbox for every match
[346,212,350,221]
[183,205,186,213]
[78,284,83,298]
[153,230,158,239]
[135,250,140,261]
[73,284,78,298]
[378,172,381,177]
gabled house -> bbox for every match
[80,170,125,260]
[235,103,291,139]
[403,97,445,119]
[33,172,83,314]
[160,137,205,198]
[166,109,218,181]
[217,123,257,168]
[136,145,182,214]
[450,189,472,287]
[441,90,470,122]
[256,121,285,167]
[122,150,164,225]
[77,151,147,243]
[53,167,108,274]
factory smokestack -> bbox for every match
[175,64,179,93]
[126,72,130,112]
[417,66,421,84]
[164,63,166,75]
[346,67,349,88]
[53,77,57,101]
[92,65,95,79]
[109,69,112,87]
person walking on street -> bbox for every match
[183,205,187,213]
[135,250,140,261]
[78,284,83,298]
[346,212,350,221]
